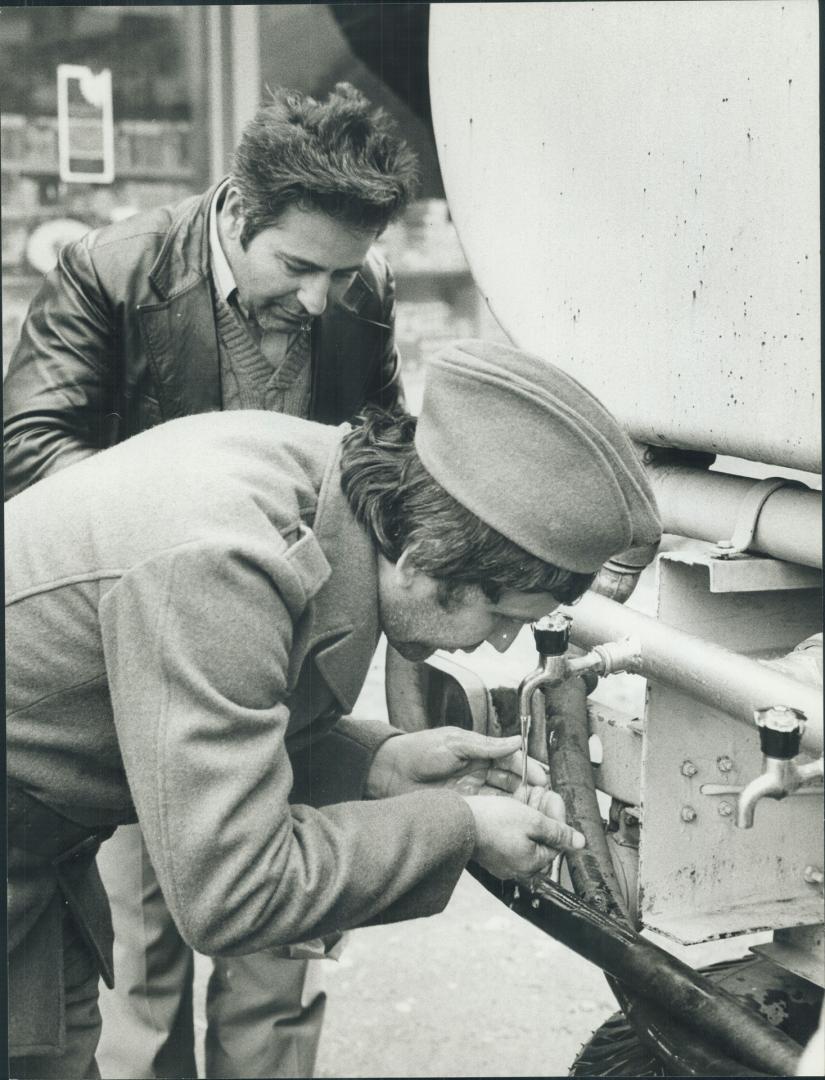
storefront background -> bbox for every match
[1,3,505,393]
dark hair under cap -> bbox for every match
[414,340,662,574]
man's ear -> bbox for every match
[221,186,245,242]
[395,548,419,589]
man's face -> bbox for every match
[377,554,560,663]
[219,188,377,332]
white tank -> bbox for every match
[429,1,820,472]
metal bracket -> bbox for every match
[713,477,806,559]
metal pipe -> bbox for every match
[737,756,824,828]
[592,541,661,603]
[646,461,822,568]
[561,592,823,755]
[736,759,796,828]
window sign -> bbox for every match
[57,64,115,184]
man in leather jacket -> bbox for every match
[3,82,417,1080]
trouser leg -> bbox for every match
[10,908,102,1080]
[205,954,326,1079]
[96,823,197,1080]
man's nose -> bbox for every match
[297,274,330,317]
[486,619,524,654]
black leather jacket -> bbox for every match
[4,181,403,499]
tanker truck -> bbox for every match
[384,3,822,1073]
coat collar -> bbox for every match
[148,183,217,300]
[292,435,382,712]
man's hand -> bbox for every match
[463,795,585,880]
[366,728,585,880]
[366,728,547,800]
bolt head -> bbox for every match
[680,806,697,823]
[717,756,734,773]
[803,865,824,885]
[681,760,698,777]
[718,801,734,817]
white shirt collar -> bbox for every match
[209,179,239,305]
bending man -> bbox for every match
[6,339,661,1079]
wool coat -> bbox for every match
[3,180,403,500]
[6,410,475,1055]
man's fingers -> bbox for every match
[483,745,547,786]
[514,751,548,787]
[456,732,522,759]
[528,810,585,853]
[490,747,547,785]
[532,788,567,822]
[484,766,521,794]
[446,730,548,784]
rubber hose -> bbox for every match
[544,677,748,1073]
[545,677,794,1076]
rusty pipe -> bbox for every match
[645,461,822,569]
[561,591,823,755]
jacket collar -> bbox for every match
[148,183,218,301]
[336,266,386,323]
[293,434,382,712]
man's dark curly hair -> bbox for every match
[340,408,595,606]
[231,82,420,247]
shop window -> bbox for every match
[1,6,208,372]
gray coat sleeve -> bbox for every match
[98,537,475,956]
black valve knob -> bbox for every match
[532,613,570,656]
[755,706,806,759]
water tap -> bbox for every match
[516,614,641,784]
[736,706,824,828]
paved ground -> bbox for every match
[313,873,617,1078]
[193,875,618,1078]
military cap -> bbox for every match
[414,339,661,573]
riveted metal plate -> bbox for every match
[638,558,824,943]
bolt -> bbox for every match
[717,756,734,773]
[803,866,824,885]
[718,801,734,817]
[681,760,698,778]
[680,806,697,823]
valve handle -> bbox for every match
[533,613,571,656]
[755,705,806,759]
